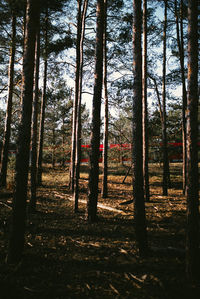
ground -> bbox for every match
[0,163,200,298]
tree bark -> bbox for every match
[142,0,150,202]
[132,0,148,255]
[7,0,39,264]
[101,0,108,199]
[185,0,200,282]
[73,0,88,212]
[29,20,40,212]
[37,8,48,186]
[87,0,104,222]
[0,13,16,188]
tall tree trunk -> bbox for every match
[37,8,48,186]
[142,0,150,202]
[132,0,148,255]
[0,13,16,188]
[29,21,40,212]
[73,0,88,212]
[69,0,82,192]
[7,0,39,264]
[185,0,199,282]
[87,0,104,222]
[101,0,108,199]
[175,0,187,195]
[162,0,169,196]
[180,0,187,195]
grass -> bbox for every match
[0,162,200,298]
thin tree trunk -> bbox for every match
[101,0,108,199]
[69,0,82,192]
[180,0,187,195]
[73,0,88,212]
[162,0,169,196]
[0,13,16,188]
[52,127,55,169]
[37,8,48,186]
[87,0,104,222]
[175,0,187,195]
[29,21,40,212]
[62,117,65,167]
[132,0,148,255]
[7,0,39,264]
[185,0,199,282]
[142,0,150,202]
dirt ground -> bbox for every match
[0,163,200,298]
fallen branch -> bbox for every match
[0,201,12,209]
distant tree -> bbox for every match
[0,7,16,188]
[7,0,40,264]
[87,0,104,222]
[37,6,48,186]
[185,0,199,282]
[132,0,148,255]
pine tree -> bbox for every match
[87,0,104,222]
[132,0,148,255]
[185,0,200,282]
[7,0,40,264]
[0,8,16,188]
[101,0,108,199]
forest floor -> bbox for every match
[0,163,200,299]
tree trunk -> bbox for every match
[132,0,148,255]
[142,0,150,202]
[29,21,40,212]
[162,0,169,196]
[0,13,16,188]
[73,0,88,212]
[180,0,187,195]
[185,0,200,282]
[69,0,82,192]
[62,117,65,167]
[175,0,187,195]
[7,0,39,264]
[52,127,56,169]
[37,8,48,186]
[87,0,104,222]
[101,0,108,199]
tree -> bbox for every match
[132,0,148,255]
[73,0,89,212]
[174,0,187,194]
[142,0,150,202]
[7,0,40,264]
[185,0,199,282]
[29,17,40,212]
[101,0,108,198]
[37,6,48,186]
[161,0,170,196]
[37,0,73,185]
[0,7,16,188]
[87,0,104,222]
[69,0,82,193]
